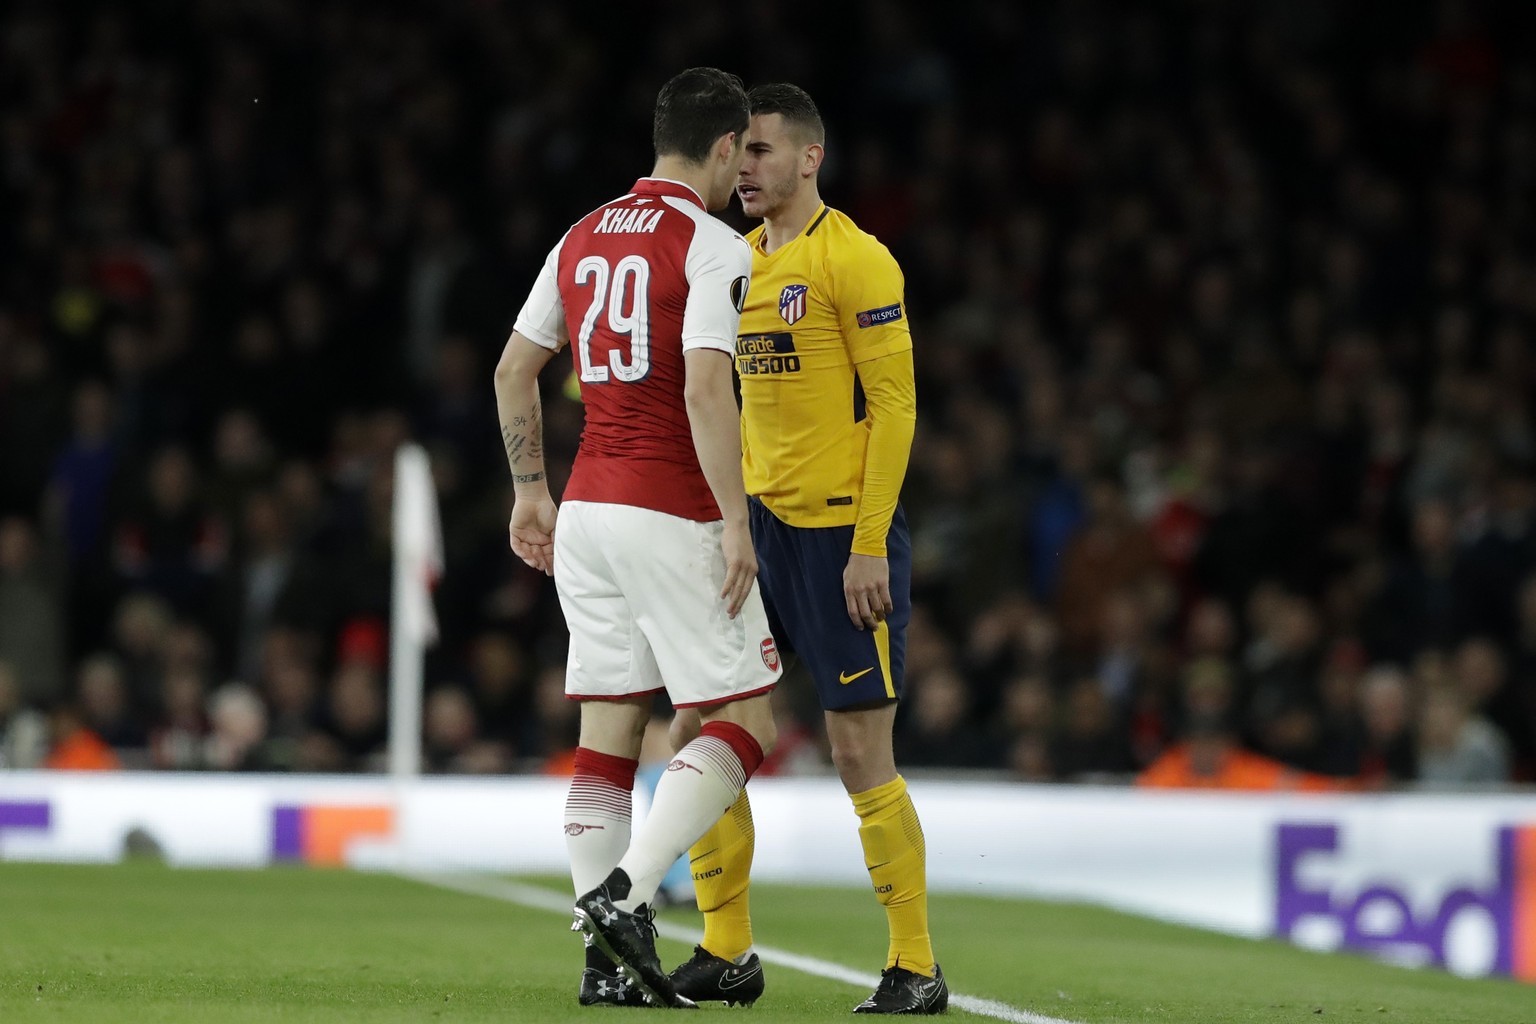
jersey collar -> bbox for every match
[632,177,706,209]
[751,203,828,255]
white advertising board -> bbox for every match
[2,773,1532,981]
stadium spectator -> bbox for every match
[422,685,505,774]
[1455,464,1536,644]
[0,329,70,518]
[259,638,324,771]
[0,661,49,769]
[315,661,389,772]
[74,653,145,754]
[1091,585,1165,713]
[1312,640,1372,778]
[1449,637,1528,771]
[897,667,999,769]
[203,684,273,772]
[45,382,119,569]
[1054,675,1135,779]
[1137,713,1343,792]
[1183,597,1238,664]
[1023,422,1092,603]
[1415,686,1511,787]
[996,674,1057,780]
[0,515,67,704]
[148,666,209,771]
[1352,665,1420,786]
[1363,497,1477,663]
[43,702,121,772]
[1243,591,1327,770]
[532,663,580,774]
[463,631,539,759]
[1506,574,1536,778]
[109,591,173,720]
[213,487,311,686]
[1056,475,1160,656]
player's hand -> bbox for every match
[509,497,558,576]
[843,553,892,631]
[719,518,758,619]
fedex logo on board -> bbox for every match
[1274,823,1536,981]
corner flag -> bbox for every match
[389,443,443,779]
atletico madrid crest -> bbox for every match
[778,284,808,325]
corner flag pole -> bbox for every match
[389,443,443,781]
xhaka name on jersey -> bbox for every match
[593,207,665,234]
[736,332,802,376]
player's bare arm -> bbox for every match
[846,347,916,630]
[494,330,559,576]
[683,346,757,618]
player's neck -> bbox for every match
[648,158,711,208]
[762,188,823,254]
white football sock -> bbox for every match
[612,735,747,912]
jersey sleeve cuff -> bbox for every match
[681,336,735,355]
[513,321,563,351]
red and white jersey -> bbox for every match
[514,178,751,522]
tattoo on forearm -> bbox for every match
[528,404,544,462]
[506,426,531,463]
[502,403,545,478]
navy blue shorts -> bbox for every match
[748,497,911,710]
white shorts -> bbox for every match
[553,500,781,706]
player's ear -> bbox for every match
[802,142,824,178]
[717,131,739,163]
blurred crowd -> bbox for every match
[2,0,1535,788]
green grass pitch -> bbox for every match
[0,862,1530,1022]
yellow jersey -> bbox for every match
[736,204,916,555]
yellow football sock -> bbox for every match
[689,788,755,962]
[852,775,936,976]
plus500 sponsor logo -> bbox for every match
[1274,823,1536,980]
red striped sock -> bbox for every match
[700,720,765,781]
[566,747,637,895]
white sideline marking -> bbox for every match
[399,871,1089,1024]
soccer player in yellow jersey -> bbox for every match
[669,83,946,1015]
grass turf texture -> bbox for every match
[0,863,1529,1023]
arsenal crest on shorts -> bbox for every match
[760,637,780,671]
[778,284,808,325]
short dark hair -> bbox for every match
[747,83,825,144]
[653,67,750,164]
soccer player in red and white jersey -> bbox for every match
[492,67,779,1009]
